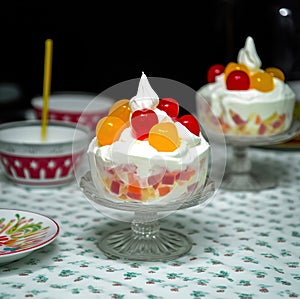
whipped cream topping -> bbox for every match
[89,108,208,178]
[89,74,210,181]
[199,74,295,123]
[237,36,262,71]
[129,72,159,112]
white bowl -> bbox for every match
[31,92,114,131]
[0,120,89,187]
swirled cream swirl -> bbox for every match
[237,36,262,71]
[129,72,159,112]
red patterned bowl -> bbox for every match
[0,120,89,187]
[31,92,114,131]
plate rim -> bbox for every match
[0,208,60,259]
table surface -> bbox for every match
[0,147,300,299]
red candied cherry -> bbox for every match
[177,114,200,136]
[131,109,159,140]
[226,70,250,90]
[157,98,179,118]
[207,64,225,83]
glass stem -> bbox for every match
[231,146,251,173]
[131,212,160,238]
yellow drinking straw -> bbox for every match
[41,38,53,141]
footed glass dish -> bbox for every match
[73,76,226,261]
[196,89,300,192]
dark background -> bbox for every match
[0,0,299,121]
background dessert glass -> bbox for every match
[196,36,299,191]
[196,92,300,191]
[73,76,226,261]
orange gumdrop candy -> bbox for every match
[108,99,131,124]
[148,122,180,152]
[265,67,285,81]
[250,71,274,92]
[224,62,250,79]
[96,116,126,146]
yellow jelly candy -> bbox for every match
[108,99,131,124]
[250,71,274,92]
[148,122,180,152]
[96,116,126,146]
[224,62,250,79]
[265,67,285,81]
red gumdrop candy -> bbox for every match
[131,109,159,140]
[157,98,179,118]
[177,114,200,136]
[226,70,250,90]
[207,64,225,83]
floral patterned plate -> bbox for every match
[0,209,59,265]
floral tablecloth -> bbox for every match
[0,147,299,299]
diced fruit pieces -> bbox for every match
[162,172,177,185]
[255,115,262,125]
[258,123,266,135]
[101,162,202,201]
[176,169,196,181]
[110,180,121,194]
[127,185,142,200]
[148,172,164,186]
[158,186,171,197]
[272,114,285,128]
[214,109,287,135]
[264,112,279,125]
[230,110,246,125]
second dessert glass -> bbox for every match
[196,92,300,191]
[73,76,226,261]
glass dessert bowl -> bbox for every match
[74,74,226,261]
[196,36,299,191]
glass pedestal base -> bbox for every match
[221,170,277,191]
[221,146,277,191]
[98,222,192,262]
[220,120,300,191]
